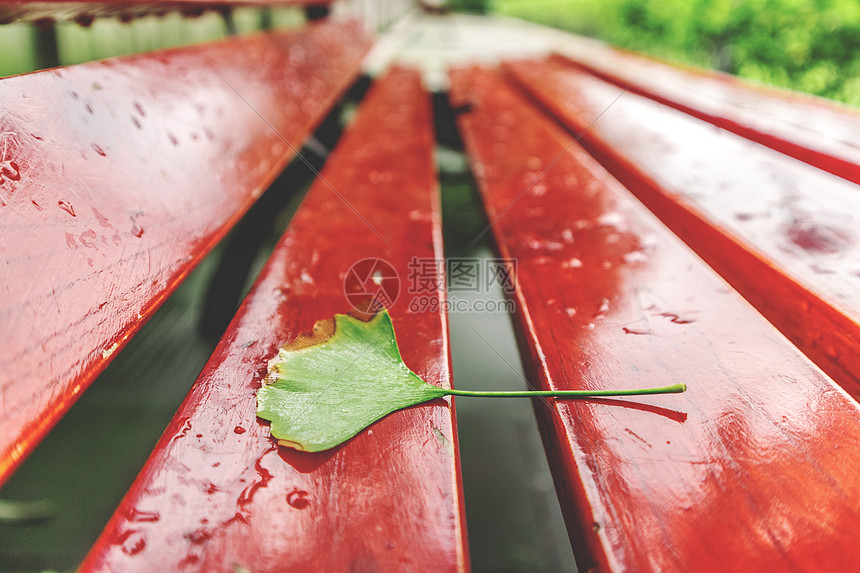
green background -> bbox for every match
[466,0,860,105]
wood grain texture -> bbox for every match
[0,20,371,485]
[81,67,469,572]
[553,39,860,186]
[0,0,332,25]
[451,66,860,573]
[505,57,860,400]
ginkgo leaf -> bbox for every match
[257,309,686,452]
[257,310,448,452]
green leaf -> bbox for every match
[257,309,686,452]
[257,310,447,452]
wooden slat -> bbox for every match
[0,0,332,25]
[0,20,371,485]
[451,66,860,573]
[553,39,860,186]
[81,67,469,572]
[505,57,860,400]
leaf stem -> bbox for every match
[444,383,686,398]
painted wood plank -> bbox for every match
[0,0,332,25]
[552,39,860,186]
[451,65,860,573]
[505,57,860,401]
[81,67,469,572]
[0,20,371,485]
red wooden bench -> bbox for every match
[450,64,860,572]
[0,16,371,483]
[81,65,468,571]
[1,5,469,569]
[553,37,860,186]
[504,55,860,400]
[4,5,860,572]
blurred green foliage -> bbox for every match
[491,0,860,105]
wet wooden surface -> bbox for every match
[82,67,469,572]
[506,56,860,400]
[451,65,860,572]
[0,19,370,485]
[553,39,860,186]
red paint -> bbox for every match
[0,0,333,25]
[552,40,860,186]
[452,66,860,572]
[0,20,371,485]
[505,58,860,400]
[82,68,469,572]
